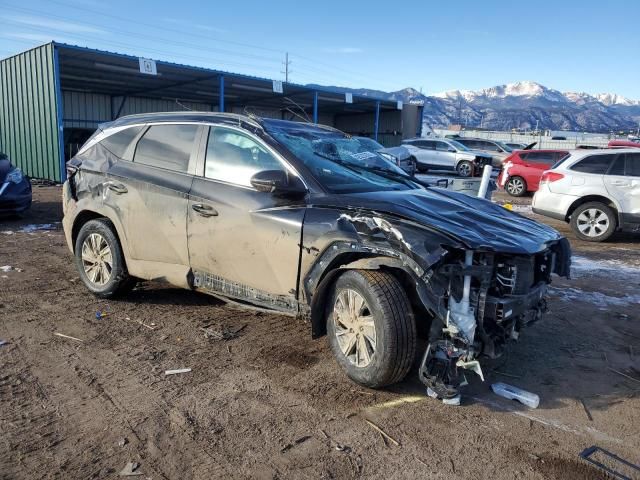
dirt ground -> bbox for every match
[1,186,639,480]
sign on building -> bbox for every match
[345,93,353,104]
[139,58,157,75]
[273,80,284,94]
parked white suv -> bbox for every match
[532,149,640,241]
[402,138,492,177]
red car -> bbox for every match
[608,139,640,148]
[498,149,569,197]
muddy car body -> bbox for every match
[62,113,571,396]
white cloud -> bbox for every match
[322,47,364,54]
[2,14,107,35]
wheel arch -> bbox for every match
[308,254,429,339]
[565,195,621,225]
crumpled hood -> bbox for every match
[320,187,563,254]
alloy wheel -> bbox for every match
[333,289,376,367]
[457,162,471,177]
[81,233,113,285]
[506,177,525,195]
[576,208,610,238]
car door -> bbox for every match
[104,123,200,281]
[404,140,433,167]
[519,151,556,190]
[434,140,456,169]
[187,125,306,311]
[603,152,640,223]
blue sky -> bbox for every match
[1,0,639,98]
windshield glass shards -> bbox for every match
[264,121,418,194]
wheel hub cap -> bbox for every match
[577,208,609,237]
[81,233,113,286]
[333,289,376,367]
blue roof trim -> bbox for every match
[50,41,395,106]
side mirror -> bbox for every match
[448,147,457,153]
[250,170,306,196]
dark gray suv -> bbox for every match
[62,112,570,399]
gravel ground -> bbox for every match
[0,186,638,479]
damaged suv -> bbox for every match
[62,113,571,398]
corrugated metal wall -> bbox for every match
[334,110,403,146]
[0,43,61,181]
[118,97,212,117]
[63,91,111,128]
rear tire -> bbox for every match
[74,219,136,298]
[570,202,616,242]
[505,176,527,197]
[327,270,416,388]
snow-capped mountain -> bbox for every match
[308,81,640,132]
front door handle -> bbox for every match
[106,182,128,194]
[192,203,218,217]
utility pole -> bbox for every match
[282,52,292,83]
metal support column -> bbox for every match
[219,75,225,112]
[374,101,380,142]
[313,91,318,124]
[53,45,66,182]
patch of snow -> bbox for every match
[17,223,60,233]
[571,255,640,277]
[549,286,640,310]
[595,93,637,106]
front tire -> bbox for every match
[456,160,473,177]
[74,219,135,298]
[505,176,527,197]
[570,202,617,242]
[327,270,416,388]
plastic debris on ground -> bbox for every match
[164,368,191,376]
[1,265,23,273]
[427,387,461,406]
[491,382,540,408]
[119,461,143,476]
[0,340,8,347]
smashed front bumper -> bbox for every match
[417,244,568,398]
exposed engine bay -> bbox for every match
[416,246,565,399]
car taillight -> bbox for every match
[540,171,564,184]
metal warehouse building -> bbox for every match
[0,42,423,182]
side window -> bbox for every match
[481,142,500,152]
[608,155,626,176]
[134,124,198,172]
[523,152,554,163]
[554,151,569,162]
[625,153,640,177]
[205,127,282,187]
[435,141,451,152]
[458,139,475,148]
[571,154,616,174]
[100,126,144,159]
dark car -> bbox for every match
[353,136,416,176]
[0,153,32,216]
[62,113,571,399]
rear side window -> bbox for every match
[100,126,143,159]
[570,154,616,174]
[521,151,555,163]
[626,153,640,177]
[608,155,626,176]
[435,141,451,151]
[414,141,435,149]
[134,124,198,172]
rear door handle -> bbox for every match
[610,180,630,186]
[192,203,218,217]
[106,182,128,194]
